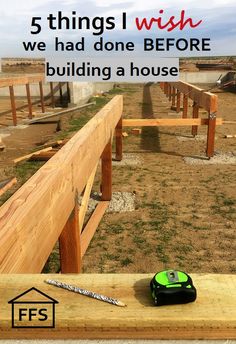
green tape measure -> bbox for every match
[150,270,197,306]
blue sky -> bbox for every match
[0,0,235,57]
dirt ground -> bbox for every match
[82,83,236,274]
[0,82,236,274]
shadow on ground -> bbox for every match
[141,83,161,153]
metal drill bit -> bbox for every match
[45,279,126,307]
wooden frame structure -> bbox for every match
[160,81,219,157]
[0,76,66,126]
[0,96,123,273]
[118,81,220,158]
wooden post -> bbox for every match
[192,101,199,136]
[115,118,123,161]
[39,81,45,113]
[183,94,188,119]
[50,82,55,108]
[171,87,176,108]
[26,83,33,119]
[59,198,81,273]
[206,112,217,158]
[168,85,172,101]
[59,82,63,104]
[67,82,70,102]
[176,90,181,113]
[164,83,168,97]
[101,140,112,201]
[9,85,17,126]
[206,96,217,158]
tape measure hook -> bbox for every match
[166,270,179,283]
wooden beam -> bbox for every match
[171,87,176,107]
[182,94,188,119]
[80,201,109,257]
[122,118,222,127]
[30,150,58,161]
[27,75,44,84]
[59,82,63,104]
[170,81,217,112]
[13,147,53,164]
[164,82,168,96]
[26,102,96,124]
[206,96,218,158]
[0,96,122,273]
[79,163,98,232]
[115,117,123,161]
[39,81,45,113]
[59,198,81,273]
[176,90,181,113]
[168,85,172,101]
[50,82,55,108]
[192,102,199,136]
[0,273,235,339]
[0,76,44,88]
[9,85,17,126]
[25,83,33,119]
[101,140,112,201]
[0,178,17,197]
[0,76,30,88]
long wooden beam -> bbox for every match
[80,201,109,257]
[123,118,222,127]
[0,95,123,273]
[170,81,218,113]
[27,75,44,84]
[0,77,29,88]
[13,147,53,164]
[0,273,235,339]
[0,178,17,197]
[79,163,98,232]
[0,75,44,88]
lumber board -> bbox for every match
[27,75,44,84]
[101,140,112,201]
[0,178,17,197]
[13,147,53,164]
[80,201,109,257]
[0,77,29,88]
[26,102,96,124]
[79,163,98,232]
[43,139,63,147]
[170,81,218,113]
[0,273,235,339]
[115,118,123,161]
[0,96,123,273]
[0,76,44,88]
[223,121,236,124]
[122,118,222,127]
[225,134,236,138]
[29,150,58,161]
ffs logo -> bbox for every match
[8,287,58,328]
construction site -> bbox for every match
[0,58,235,339]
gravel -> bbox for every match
[184,151,236,165]
[112,153,142,166]
[79,192,136,214]
[177,135,209,142]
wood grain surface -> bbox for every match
[0,273,235,339]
